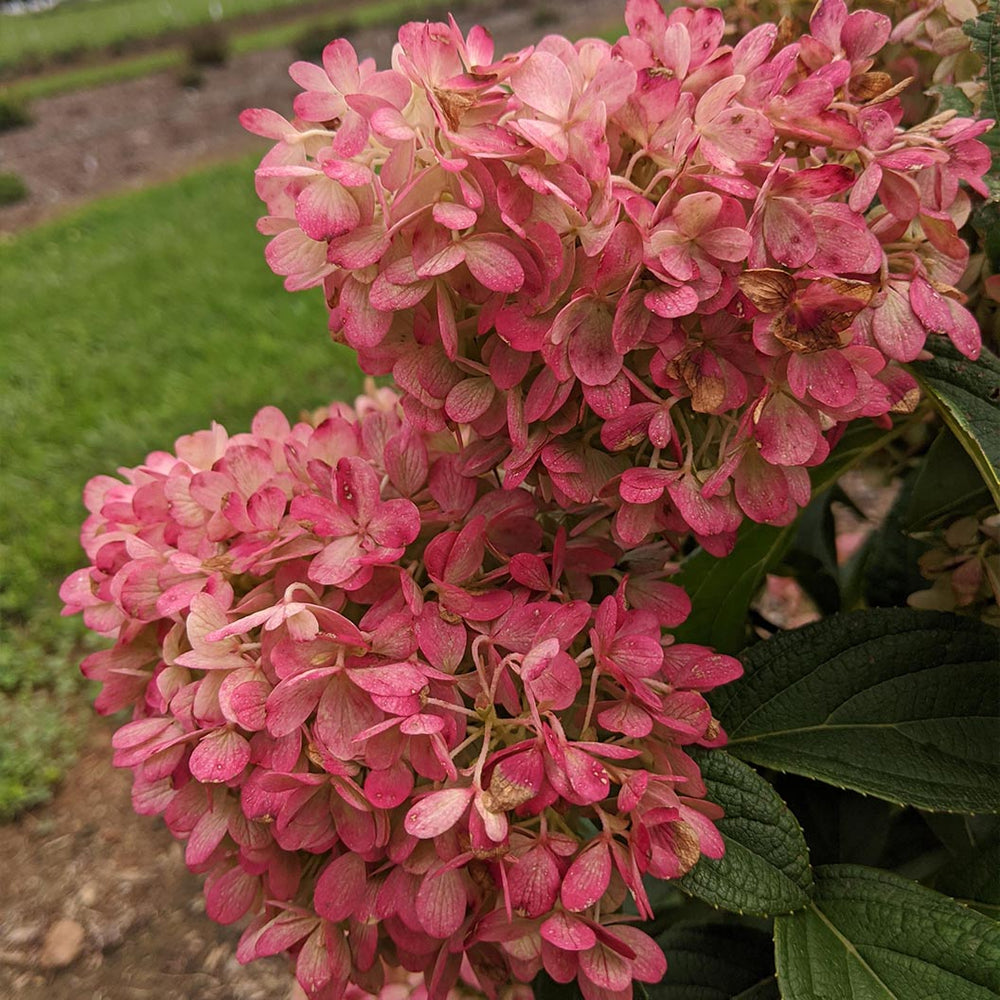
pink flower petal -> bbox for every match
[625,577,690,628]
[188,728,251,783]
[485,745,545,811]
[512,50,574,120]
[580,942,632,991]
[253,912,317,958]
[205,867,259,925]
[264,228,332,291]
[842,7,891,59]
[364,759,414,809]
[347,662,427,698]
[787,349,858,408]
[563,746,610,804]
[540,911,597,952]
[561,842,612,912]
[610,925,667,983]
[415,866,467,938]
[701,106,774,173]
[314,853,367,923]
[763,199,817,269]
[699,225,753,263]
[662,645,744,690]
[296,924,349,996]
[872,283,926,362]
[404,786,474,838]
[185,806,230,867]
[463,239,525,293]
[509,845,561,918]
[367,497,421,547]
[597,699,653,737]
[568,315,622,387]
[239,107,295,139]
[313,674,383,760]
[910,279,981,360]
[754,393,822,467]
[645,284,699,318]
[432,202,478,230]
[265,668,333,737]
[525,650,581,711]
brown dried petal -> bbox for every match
[775,15,795,51]
[818,277,877,313]
[671,820,702,873]
[434,89,478,130]
[868,76,915,105]
[772,314,845,355]
[853,71,894,101]
[889,386,921,413]
[738,268,796,313]
[690,375,727,412]
[482,771,536,813]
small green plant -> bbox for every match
[0,172,28,207]
[50,42,86,67]
[186,24,229,67]
[0,95,32,133]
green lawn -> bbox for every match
[0,0,317,70]
[3,49,182,101]
[0,155,362,817]
[3,0,441,102]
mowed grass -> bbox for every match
[0,0,314,70]
[0,155,362,817]
[3,0,443,102]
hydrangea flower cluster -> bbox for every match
[908,510,1000,625]
[889,0,984,94]
[241,0,992,558]
[61,390,743,1000]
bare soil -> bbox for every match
[0,0,622,233]
[0,717,298,999]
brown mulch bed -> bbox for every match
[0,717,297,1000]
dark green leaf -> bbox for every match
[929,83,976,116]
[674,421,904,653]
[910,342,1000,509]
[937,843,1000,913]
[902,427,992,531]
[673,519,792,655]
[711,609,1000,813]
[779,486,841,615]
[680,751,812,916]
[972,199,1000,272]
[921,812,997,857]
[651,923,778,1000]
[932,820,1000,912]
[775,864,1000,999]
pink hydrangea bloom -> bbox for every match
[63,392,742,1000]
[241,0,991,553]
[65,1,995,996]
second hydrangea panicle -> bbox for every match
[242,0,992,557]
[62,391,743,1000]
